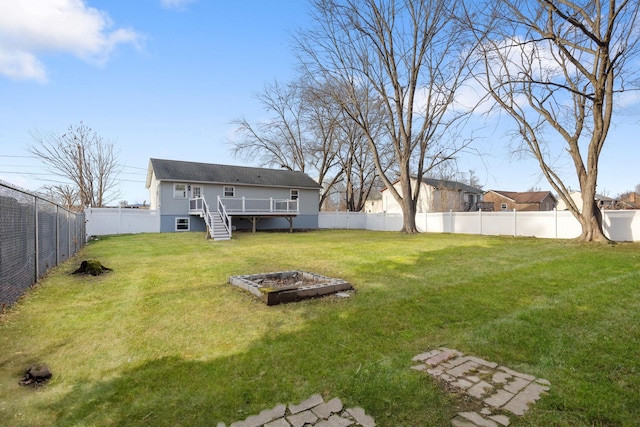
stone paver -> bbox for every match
[411,348,550,427]
[219,396,375,427]
[217,348,548,427]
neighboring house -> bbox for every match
[380,177,484,213]
[364,194,384,213]
[556,191,617,211]
[484,190,557,211]
[145,158,321,239]
[618,192,640,209]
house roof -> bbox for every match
[419,178,483,194]
[380,177,483,194]
[146,158,321,189]
[486,190,557,204]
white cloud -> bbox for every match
[0,49,47,82]
[160,0,197,10]
[0,0,142,81]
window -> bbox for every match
[224,186,235,197]
[191,185,202,198]
[501,203,508,211]
[175,217,190,231]
[174,183,187,199]
[290,189,299,200]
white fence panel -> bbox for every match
[85,207,160,237]
[366,213,403,231]
[515,211,554,238]
[479,211,513,236]
[555,211,583,239]
[450,212,482,235]
[319,209,640,241]
[318,211,367,229]
[603,210,640,242]
[418,212,445,233]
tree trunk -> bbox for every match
[577,200,609,242]
[400,194,419,234]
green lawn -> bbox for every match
[1,230,639,426]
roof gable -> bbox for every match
[420,177,483,194]
[147,158,321,189]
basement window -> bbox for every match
[175,217,190,231]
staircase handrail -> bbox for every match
[216,196,232,238]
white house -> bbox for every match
[145,158,322,239]
[556,191,617,211]
[380,177,484,213]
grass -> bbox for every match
[1,230,639,426]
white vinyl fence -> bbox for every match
[318,209,640,242]
[84,207,640,242]
[85,207,160,237]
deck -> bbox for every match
[189,197,299,234]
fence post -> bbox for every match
[424,211,428,233]
[479,209,483,235]
[449,210,453,233]
[35,196,39,281]
[513,209,517,237]
[554,208,557,238]
[68,209,72,259]
[119,206,123,235]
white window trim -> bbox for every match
[290,189,299,200]
[191,185,203,198]
[501,203,508,211]
[224,186,235,197]
[175,217,190,231]
[174,183,187,199]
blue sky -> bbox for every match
[0,0,638,204]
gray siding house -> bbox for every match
[146,158,321,239]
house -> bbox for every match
[364,193,384,213]
[556,191,617,211]
[145,158,322,239]
[617,192,640,209]
[380,177,484,213]
[484,190,557,211]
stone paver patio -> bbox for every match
[217,348,549,427]
[411,348,551,426]
[216,394,376,427]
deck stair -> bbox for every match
[209,211,231,240]
[189,196,231,240]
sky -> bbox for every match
[0,0,638,205]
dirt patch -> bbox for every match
[254,273,323,289]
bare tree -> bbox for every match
[231,79,344,209]
[29,122,121,207]
[231,80,309,172]
[297,0,476,232]
[470,0,640,241]
[37,184,79,211]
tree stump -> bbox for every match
[73,259,112,276]
[19,365,52,386]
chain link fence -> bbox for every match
[1,181,85,310]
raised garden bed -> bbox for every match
[228,270,353,305]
